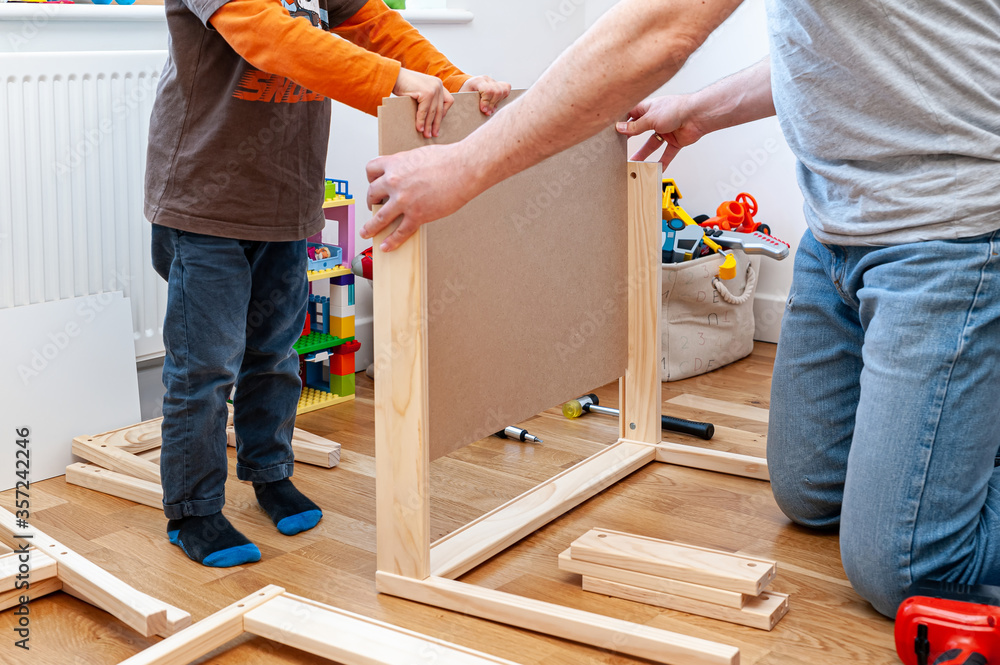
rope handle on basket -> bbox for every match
[712,262,758,305]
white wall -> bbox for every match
[584,0,802,341]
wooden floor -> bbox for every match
[0,342,897,664]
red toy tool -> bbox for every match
[896,581,1000,665]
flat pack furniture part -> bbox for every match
[66,413,342,505]
[373,91,770,665]
[583,576,789,631]
[0,507,190,637]
[117,584,524,665]
[557,548,747,609]
[569,528,777,596]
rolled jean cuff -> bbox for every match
[236,461,295,484]
[162,494,226,520]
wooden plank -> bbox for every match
[0,507,188,637]
[557,549,745,609]
[0,576,62,611]
[245,592,522,664]
[116,585,284,665]
[0,549,58,591]
[570,528,776,596]
[665,395,769,423]
[373,193,431,579]
[0,542,12,555]
[430,441,656,579]
[72,437,161,484]
[620,161,662,445]
[227,427,342,468]
[65,463,163,509]
[84,418,164,454]
[379,92,629,460]
[651,441,770,481]
[583,576,788,631]
[376,573,739,665]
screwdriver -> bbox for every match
[494,426,543,444]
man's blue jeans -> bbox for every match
[769,229,1000,617]
[151,225,307,520]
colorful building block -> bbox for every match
[331,340,361,377]
[308,294,331,334]
[330,371,355,397]
[331,304,355,319]
[330,315,355,340]
[331,285,351,308]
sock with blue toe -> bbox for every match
[166,512,261,568]
[253,478,322,536]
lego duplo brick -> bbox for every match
[331,372,355,397]
[379,92,628,460]
[332,304,355,319]
[330,316,355,340]
[331,352,355,377]
[331,284,351,308]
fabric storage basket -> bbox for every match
[661,250,760,381]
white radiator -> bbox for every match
[0,50,169,361]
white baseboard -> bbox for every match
[753,293,786,344]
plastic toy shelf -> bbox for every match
[295,332,354,355]
[308,265,352,282]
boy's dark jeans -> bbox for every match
[151,225,307,519]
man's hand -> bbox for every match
[460,75,513,116]
[615,95,704,167]
[362,143,478,252]
[393,68,454,138]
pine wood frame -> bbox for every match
[0,507,190,638]
[116,584,523,665]
[373,163,769,665]
[66,412,342,508]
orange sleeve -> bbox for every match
[331,0,470,93]
[209,0,401,116]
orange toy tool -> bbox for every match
[700,193,772,236]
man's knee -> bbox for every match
[840,526,908,618]
[769,467,842,530]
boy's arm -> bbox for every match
[210,0,409,117]
[331,0,468,92]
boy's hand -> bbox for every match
[393,68,454,138]
[615,95,704,167]
[459,76,512,116]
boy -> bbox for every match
[146,0,510,567]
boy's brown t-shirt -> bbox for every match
[144,0,368,242]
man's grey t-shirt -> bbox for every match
[144,0,366,242]
[767,0,1000,246]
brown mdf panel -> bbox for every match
[378,92,628,460]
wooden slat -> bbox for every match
[65,463,163,509]
[0,577,62,611]
[245,592,522,664]
[72,438,161,484]
[376,573,739,665]
[430,441,656,579]
[557,549,745,609]
[584,576,788,631]
[665,395,769,423]
[0,508,188,637]
[0,550,58,591]
[116,585,284,665]
[373,196,431,580]
[570,528,776,596]
[651,441,769,481]
[620,161,662,445]
[226,427,342,468]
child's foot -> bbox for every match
[167,513,261,568]
[253,478,322,536]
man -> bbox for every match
[361,0,1000,618]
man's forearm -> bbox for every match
[686,56,774,136]
[457,0,745,195]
